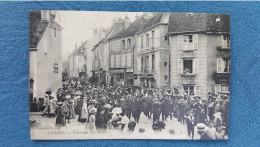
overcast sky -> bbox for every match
[58,11,144,60]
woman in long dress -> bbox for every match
[55,102,66,129]
[69,99,76,119]
[78,98,88,123]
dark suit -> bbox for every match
[186,116,195,139]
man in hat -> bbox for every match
[197,123,211,140]
[186,110,196,139]
[132,96,142,123]
[96,108,107,132]
[152,98,161,124]
[178,99,186,124]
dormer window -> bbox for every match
[216,18,221,22]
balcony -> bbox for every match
[213,72,230,84]
[181,50,195,59]
[180,74,196,84]
[217,46,230,50]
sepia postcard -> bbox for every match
[29,11,230,140]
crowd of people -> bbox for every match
[40,78,229,139]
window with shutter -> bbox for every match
[217,58,224,73]
[215,84,221,93]
[177,35,183,50]
[194,85,200,96]
[193,59,199,73]
[177,59,183,73]
[193,34,198,49]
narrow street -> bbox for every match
[30,112,200,139]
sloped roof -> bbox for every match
[206,14,230,32]
[29,11,49,48]
[108,14,148,40]
[142,13,164,30]
[75,41,87,55]
[29,11,63,49]
[168,13,230,34]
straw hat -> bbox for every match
[197,123,207,132]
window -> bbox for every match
[121,40,126,49]
[183,86,194,96]
[217,58,230,73]
[184,35,193,43]
[152,54,155,70]
[141,35,143,49]
[215,84,230,93]
[146,34,149,48]
[54,28,57,38]
[221,85,228,92]
[164,62,167,66]
[141,57,144,70]
[183,60,193,73]
[127,39,131,49]
[177,34,198,50]
[224,59,231,73]
[152,30,155,47]
[120,73,124,79]
[164,75,168,81]
[222,34,230,47]
[146,56,149,70]
[184,35,193,50]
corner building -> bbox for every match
[167,13,230,99]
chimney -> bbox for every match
[113,17,125,32]
[41,11,50,21]
[124,14,131,29]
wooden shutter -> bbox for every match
[193,34,198,49]
[194,85,200,96]
[177,59,183,73]
[215,84,221,93]
[193,59,199,73]
[217,58,223,73]
[177,35,183,50]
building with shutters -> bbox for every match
[68,41,87,79]
[108,14,147,86]
[92,17,128,85]
[135,13,170,88]
[167,13,230,99]
[29,11,63,104]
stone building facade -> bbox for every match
[29,11,63,102]
[167,13,230,99]
[135,13,170,88]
